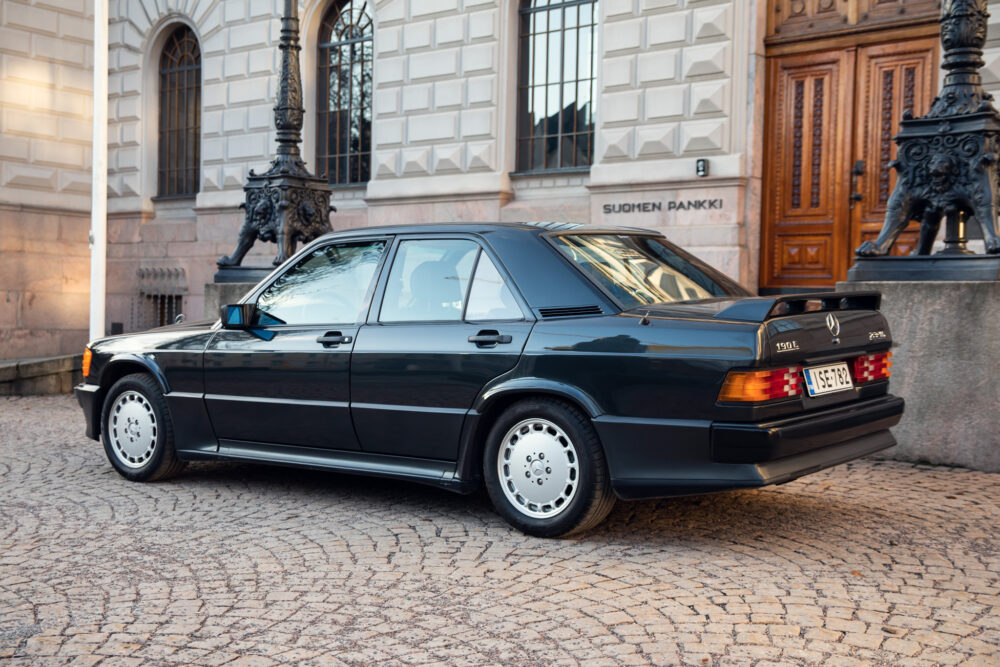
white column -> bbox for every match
[89,0,108,342]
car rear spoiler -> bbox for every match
[715,291,882,323]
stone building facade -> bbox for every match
[4,0,1000,357]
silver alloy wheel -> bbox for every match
[108,390,158,469]
[498,418,579,519]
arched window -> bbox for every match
[317,1,373,185]
[157,25,201,197]
[516,0,597,172]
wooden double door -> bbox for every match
[761,38,939,289]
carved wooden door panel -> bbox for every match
[761,50,856,288]
[761,38,939,289]
[851,39,939,256]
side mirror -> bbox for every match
[220,303,256,329]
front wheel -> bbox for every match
[101,373,185,482]
[483,398,616,538]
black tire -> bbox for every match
[100,373,186,482]
[483,397,616,538]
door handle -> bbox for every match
[849,159,865,209]
[468,330,512,347]
[316,331,352,347]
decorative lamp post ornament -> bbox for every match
[217,0,334,276]
[856,0,1000,264]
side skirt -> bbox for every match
[181,439,477,494]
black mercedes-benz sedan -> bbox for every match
[75,223,904,537]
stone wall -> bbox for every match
[0,0,94,359]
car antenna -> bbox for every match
[639,311,651,326]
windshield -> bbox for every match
[551,233,750,309]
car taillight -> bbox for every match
[718,366,803,403]
[853,351,891,383]
[82,348,92,378]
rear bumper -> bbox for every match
[597,394,904,500]
[75,383,101,440]
[711,394,904,463]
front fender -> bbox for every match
[98,353,172,395]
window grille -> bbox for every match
[139,294,183,330]
[516,0,598,172]
[317,0,373,185]
[158,26,201,197]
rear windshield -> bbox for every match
[551,233,750,309]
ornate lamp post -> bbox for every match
[216,0,333,281]
[852,0,1000,279]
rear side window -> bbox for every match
[380,240,478,322]
[466,253,524,321]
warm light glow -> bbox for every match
[719,366,803,403]
[82,348,92,378]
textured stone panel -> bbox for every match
[692,4,731,39]
[690,80,728,115]
[604,19,643,54]
[376,118,405,146]
[374,149,400,177]
[605,0,636,17]
[602,90,642,124]
[408,114,457,142]
[462,43,494,74]
[467,76,494,105]
[433,144,464,173]
[602,128,632,160]
[647,11,689,47]
[680,119,726,152]
[460,109,492,138]
[435,80,464,108]
[380,56,406,84]
[636,50,678,84]
[604,56,634,89]
[402,84,432,112]
[402,147,432,175]
[838,281,1000,472]
[411,0,459,19]
[645,85,686,120]
[404,21,433,50]
[436,14,466,45]
[376,89,400,115]
[466,141,494,170]
[468,10,495,41]
[635,123,679,157]
[377,26,402,54]
[410,49,459,79]
[682,43,729,78]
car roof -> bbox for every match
[316,221,657,239]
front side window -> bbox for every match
[317,0,373,185]
[380,240,479,322]
[256,240,386,325]
[158,25,201,197]
[552,234,750,309]
[516,0,597,172]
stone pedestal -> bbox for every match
[204,283,258,320]
[837,280,1000,472]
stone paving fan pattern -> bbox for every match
[1,396,998,665]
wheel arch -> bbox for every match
[90,355,171,438]
[455,379,606,486]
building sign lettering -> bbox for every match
[602,199,724,214]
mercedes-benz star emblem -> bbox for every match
[825,312,841,337]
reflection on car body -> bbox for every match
[75,223,904,537]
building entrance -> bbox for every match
[760,1,941,290]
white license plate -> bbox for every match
[803,362,854,397]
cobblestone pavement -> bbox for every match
[1,396,998,666]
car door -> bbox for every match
[351,235,535,460]
[204,237,390,450]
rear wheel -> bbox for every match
[101,373,185,482]
[483,398,616,537]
